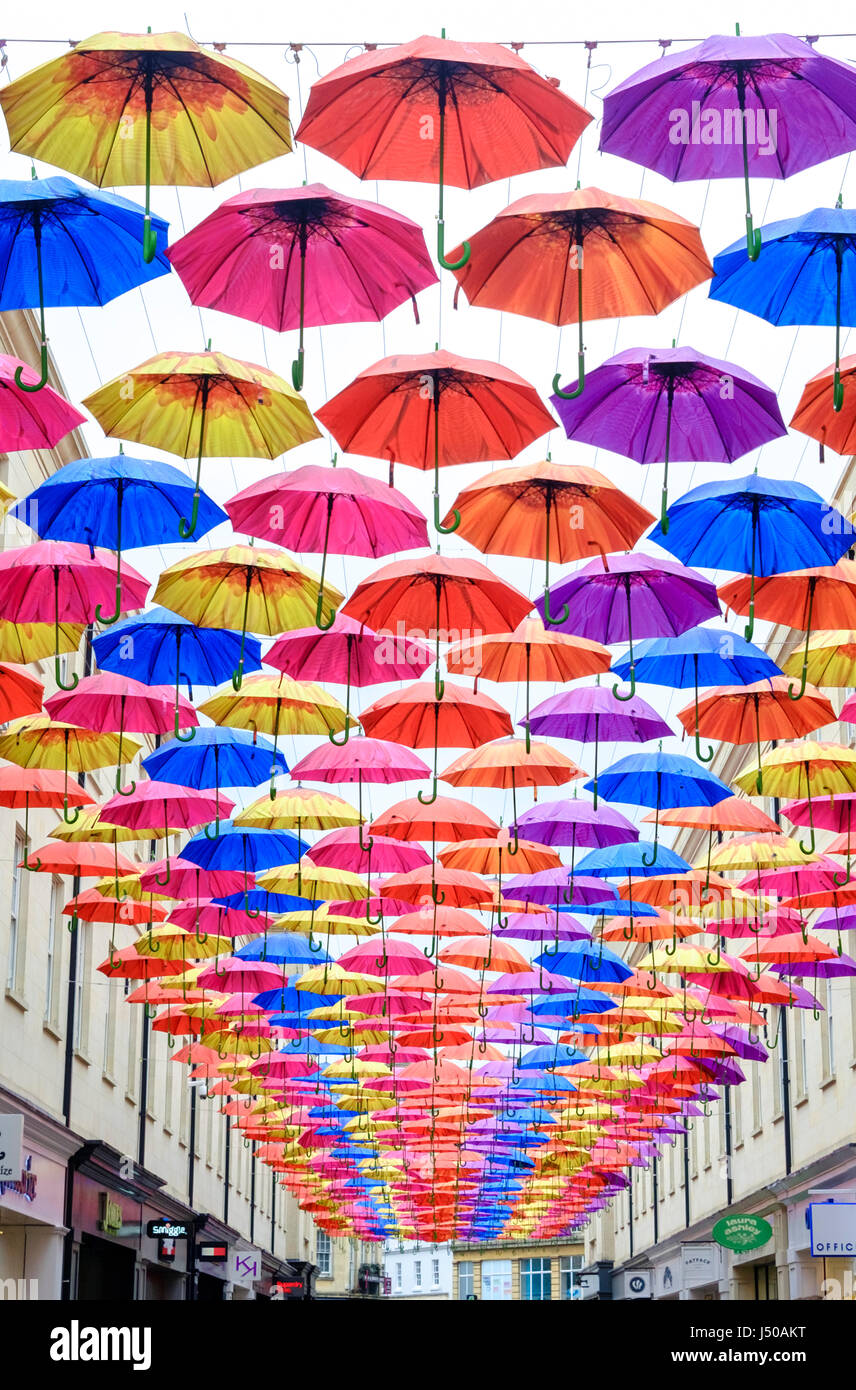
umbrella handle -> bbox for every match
[328,724,350,746]
[366,906,384,926]
[424,934,438,959]
[695,727,714,763]
[142,216,158,265]
[291,348,305,392]
[434,491,460,535]
[832,860,852,888]
[543,589,569,628]
[66,913,78,935]
[62,797,80,826]
[433,666,445,702]
[552,355,585,401]
[308,927,324,953]
[834,369,844,413]
[203,818,221,839]
[437,220,470,271]
[95,567,123,627]
[358,825,374,854]
[174,720,196,743]
[664,926,679,957]
[24,854,41,873]
[116,760,136,796]
[15,341,49,394]
[706,935,722,968]
[745,214,762,262]
[178,491,201,541]
[153,860,170,889]
[55,653,79,692]
[417,777,439,805]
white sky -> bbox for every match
[3,0,855,843]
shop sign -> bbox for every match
[809,1203,856,1257]
[0,1152,36,1203]
[229,1247,261,1289]
[146,1219,191,1239]
[98,1192,123,1236]
[712,1214,772,1252]
[197,1243,228,1263]
[0,1115,23,1182]
[682,1242,719,1286]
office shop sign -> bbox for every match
[809,1203,856,1257]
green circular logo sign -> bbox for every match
[713,1215,773,1252]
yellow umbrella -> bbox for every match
[698,833,815,873]
[83,349,319,539]
[0,716,141,825]
[235,785,362,833]
[781,629,856,688]
[1,31,290,263]
[154,546,342,690]
[199,676,355,795]
[50,809,178,843]
[296,964,384,996]
[733,739,856,852]
[134,925,231,961]
[0,621,83,663]
[257,862,369,899]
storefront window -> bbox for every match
[560,1254,583,1300]
[458,1261,474,1299]
[482,1258,512,1300]
[316,1230,332,1277]
[521,1257,552,1300]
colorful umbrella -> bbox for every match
[296,34,591,267]
[82,349,320,539]
[600,31,856,257]
[225,463,429,630]
[0,354,85,450]
[649,475,854,640]
[550,346,787,529]
[167,183,438,388]
[0,30,291,262]
[0,176,169,388]
[790,353,856,457]
[0,766,94,867]
[524,687,673,805]
[154,545,343,690]
[448,187,712,397]
[316,350,554,533]
[0,715,140,824]
[0,539,149,689]
[444,461,654,623]
[14,454,226,624]
[589,751,732,864]
[734,742,856,853]
[780,629,856,689]
[266,614,433,743]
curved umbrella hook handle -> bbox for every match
[437,221,470,272]
[552,354,585,401]
[417,778,439,806]
[434,492,460,535]
[178,492,201,542]
[15,343,49,394]
[613,668,636,703]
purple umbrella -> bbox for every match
[503,868,618,912]
[709,1023,769,1063]
[534,553,720,705]
[550,345,787,529]
[600,30,856,257]
[523,687,673,804]
[497,911,591,944]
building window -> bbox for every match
[751,1060,763,1132]
[317,1230,332,1277]
[458,1261,473,1299]
[73,924,91,1056]
[7,830,25,989]
[521,1257,552,1301]
[754,1263,778,1300]
[45,877,62,1026]
[481,1259,512,1301]
[819,979,836,1079]
[771,1008,784,1115]
[793,1008,808,1099]
[414,1259,422,1288]
[395,1262,402,1290]
[560,1254,583,1300]
[432,1257,440,1287]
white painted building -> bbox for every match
[383,1240,452,1300]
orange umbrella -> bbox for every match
[443,463,654,625]
[676,677,835,794]
[437,936,529,973]
[387,907,488,939]
[359,680,513,804]
[440,737,586,844]
[445,617,610,749]
[370,796,499,846]
[642,799,779,833]
[20,840,137,877]
[791,352,856,460]
[718,559,856,699]
[448,187,713,396]
[380,866,495,910]
[438,833,560,875]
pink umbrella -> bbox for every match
[0,354,86,451]
[196,956,286,993]
[166,183,438,389]
[291,736,431,856]
[226,463,430,629]
[266,613,433,735]
[338,937,432,975]
[46,673,198,793]
[167,900,273,939]
[139,858,250,902]
[101,781,233,832]
[305,827,432,875]
[0,539,149,692]
[327,894,417,919]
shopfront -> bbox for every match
[0,1093,79,1300]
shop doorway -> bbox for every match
[77,1233,136,1301]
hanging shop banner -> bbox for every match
[713,1215,773,1253]
[808,1203,856,1257]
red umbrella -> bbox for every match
[316,350,554,531]
[0,763,93,864]
[359,679,513,803]
[296,35,591,267]
[0,663,44,723]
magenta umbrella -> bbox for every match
[45,673,198,794]
[306,826,431,875]
[337,936,430,975]
[266,613,433,738]
[0,354,85,450]
[292,735,430,845]
[100,781,234,887]
[225,463,429,631]
[166,183,438,390]
[167,899,273,939]
[139,858,249,902]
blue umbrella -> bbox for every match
[142,729,288,821]
[576,842,692,878]
[15,456,226,627]
[518,1043,587,1069]
[648,474,854,640]
[0,176,169,390]
[573,896,659,919]
[235,933,325,966]
[587,750,732,866]
[611,625,781,758]
[530,988,619,1017]
[93,607,262,740]
[183,821,308,922]
[534,941,634,985]
[710,204,856,416]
